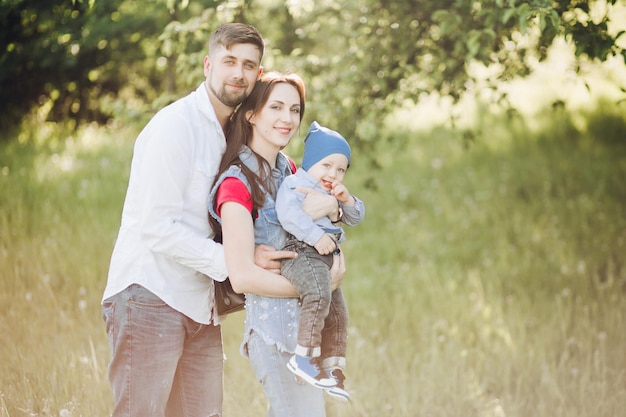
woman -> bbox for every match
[208,72,344,416]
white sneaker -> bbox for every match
[324,368,350,402]
[287,354,336,388]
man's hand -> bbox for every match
[297,186,339,221]
[254,244,297,274]
[330,249,346,291]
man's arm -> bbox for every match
[137,118,228,280]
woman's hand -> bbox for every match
[254,244,297,274]
[330,249,346,291]
[297,186,339,221]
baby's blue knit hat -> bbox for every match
[301,121,351,171]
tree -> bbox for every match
[1,0,624,146]
[0,0,216,132]
[267,0,626,154]
[1,0,125,129]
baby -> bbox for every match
[276,121,365,402]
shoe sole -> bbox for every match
[325,387,350,403]
[287,358,337,388]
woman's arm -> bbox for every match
[221,201,299,297]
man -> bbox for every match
[102,23,272,417]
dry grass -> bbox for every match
[1,90,625,417]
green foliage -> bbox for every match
[0,0,216,130]
[284,0,626,158]
[2,0,625,162]
[1,0,124,128]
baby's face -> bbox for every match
[307,153,349,191]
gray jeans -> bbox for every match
[281,237,348,367]
[102,284,224,417]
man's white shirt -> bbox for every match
[103,83,228,324]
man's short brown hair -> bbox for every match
[209,23,265,62]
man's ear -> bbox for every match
[257,65,263,80]
[203,56,211,77]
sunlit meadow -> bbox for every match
[2,46,626,416]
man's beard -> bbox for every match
[209,81,247,108]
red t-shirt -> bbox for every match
[215,177,254,217]
[215,158,295,218]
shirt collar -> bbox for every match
[195,82,221,130]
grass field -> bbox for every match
[1,91,626,415]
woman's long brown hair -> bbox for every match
[209,71,306,235]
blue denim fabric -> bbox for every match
[246,330,326,417]
[208,147,290,248]
[102,284,223,417]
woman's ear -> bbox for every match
[246,110,255,125]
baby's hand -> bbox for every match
[331,181,352,204]
[314,234,337,255]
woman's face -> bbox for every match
[248,82,302,151]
